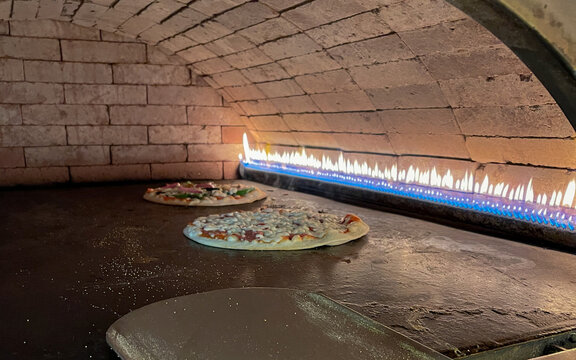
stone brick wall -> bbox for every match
[0,0,575,193]
[0,20,244,186]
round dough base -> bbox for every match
[143,187,267,207]
[183,216,369,251]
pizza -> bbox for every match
[183,208,369,250]
[143,181,267,206]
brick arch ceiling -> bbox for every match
[4,0,576,170]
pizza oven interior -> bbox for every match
[1,1,576,359]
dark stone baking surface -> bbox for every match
[107,288,449,359]
[1,181,576,359]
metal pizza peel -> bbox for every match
[106,287,450,360]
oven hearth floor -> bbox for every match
[1,181,576,359]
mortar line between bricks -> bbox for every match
[150,1,271,54]
[168,0,377,56]
[250,128,575,141]
[177,8,388,66]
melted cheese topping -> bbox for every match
[191,209,351,244]
[149,182,254,200]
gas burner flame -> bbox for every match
[241,134,576,232]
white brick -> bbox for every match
[195,58,235,76]
[0,147,25,167]
[379,108,460,134]
[113,64,190,85]
[67,126,148,145]
[101,30,139,43]
[65,84,146,104]
[260,33,321,60]
[160,7,206,34]
[0,126,66,147]
[61,40,146,63]
[12,1,40,20]
[328,34,413,67]
[0,105,21,125]
[25,146,110,166]
[119,15,155,35]
[466,137,576,168]
[349,59,433,89]
[148,86,222,106]
[11,19,101,39]
[454,105,576,138]
[311,91,375,112]
[323,112,383,133]
[0,59,24,81]
[61,1,81,18]
[139,0,185,23]
[278,52,341,76]
[189,0,249,16]
[241,63,290,82]
[380,0,466,32]
[149,125,221,144]
[389,133,470,158]
[183,20,232,44]
[306,12,392,48]
[25,61,112,83]
[114,0,154,14]
[147,45,187,65]
[22,105,108,125]
[214,2,277,31]
[137,24,176,45]
[250,115,290,131]
[295,69,357,94]
[37,0,66,19]
[112,145,187,164]
[158,35,197,53]
[238,17,298,44]
[223,48,273,69]
[110,105,187,125]
[367,83,449,109]
[204,34,254,56]
[0,82,64,104]
[283,0,369,30]
[74,3,109,25]
[177,45,217,63]
[150,162,223,180]
[0,1,11,19]
[0,36,60,60]
[282,113,328,132]
[187,106,244,126]
[440,74,555,107]
[211,70,251,87]
[187,143,243,161]
[0,20,8,34]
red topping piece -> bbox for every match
[179,187,203,194]
[341,214,361,224]
[201,229,228,240]
[159,182,180,190]
[242,230,262,242]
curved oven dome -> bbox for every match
[0,0,575,204]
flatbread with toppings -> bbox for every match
[183,208,369,250]
[143,181,267,206]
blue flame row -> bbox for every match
[243,160,576,233]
